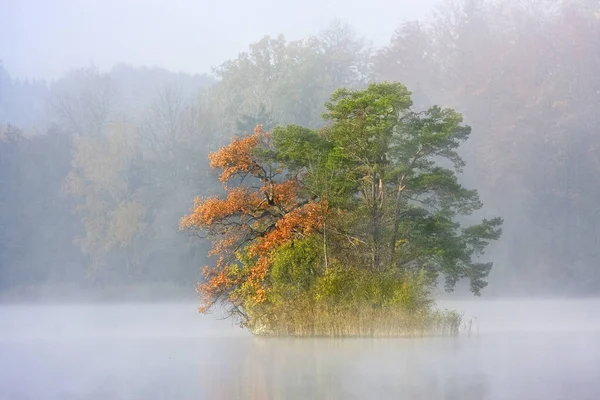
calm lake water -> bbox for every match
[1,299,599,399]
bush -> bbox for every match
[236,237,462,337]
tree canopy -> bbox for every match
[180,82,502,335]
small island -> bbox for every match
[180,82,503,337]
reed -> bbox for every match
[235,263,464,337]
[245,302,462,338]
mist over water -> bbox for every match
[2,300,599,400]
[3,0,600,398]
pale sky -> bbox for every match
[0,0,440,81]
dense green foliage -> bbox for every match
[249,237,463,337]
[181,82,501,335]
[274,83,503,291]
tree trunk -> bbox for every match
[371,172,384,270]
[390,176,406,264]
[323,216,329,270]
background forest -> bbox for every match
[1,0,599,300]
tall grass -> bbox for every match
[245,303,462,337]
[235,260,464,338]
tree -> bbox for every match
[0,124,84,289]
[320,82,502,293]
[236,103,275,134]
[63,121,147,279]
[181,82,501,335]
[213,21,372,130]
[180,125,326,316]
[0,63,218,296]
[0,64,51,130]
[0,125,27,286]
[137,85,221,284]
[51,67,116,137]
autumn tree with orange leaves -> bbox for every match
[181,82,501,337]
[180,125,327,317]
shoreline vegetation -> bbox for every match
[246,306,463,338]
[180,83,502,338]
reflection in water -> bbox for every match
[205,337,491,400]
[2,301,600,400]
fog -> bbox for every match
[2,0,600,299]
[2,0,600,398]
[1,0,437,80]
[2,300,600,399]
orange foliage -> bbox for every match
[179,187,263,229]
[208,125,269,182]
[181,125,328,313]
[260,180,300,209]
[249,201,325,258]
[196,265,238,313]
[244,201,326,297]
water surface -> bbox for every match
[1,299,599,399]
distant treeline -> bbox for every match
[1,0,599,298]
